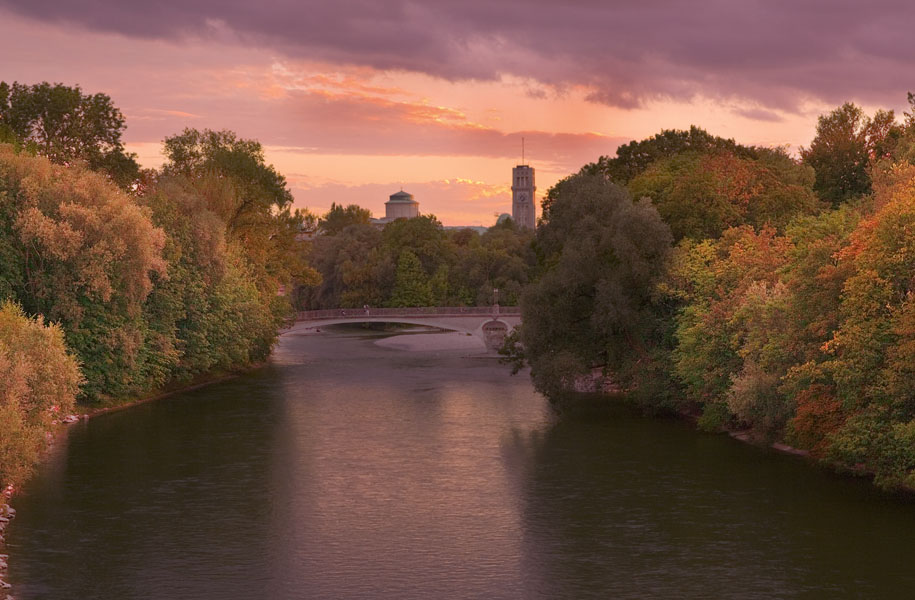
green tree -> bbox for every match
[801,102,900,207]
[319,203,372,235]
[0,81,140,187]
[628,150,820,242]
[450,220,536,306]
[162,129,317,310]
[0,146,166,400]
[304,224,393,308]
[581,126,756,186]
[522,172,672,400]
[140,176,282,380]
[381,215,450,275]
[670,226,793,433]
[388,250,433,307]
[162,128,293,228]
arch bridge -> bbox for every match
[292,306,521,350]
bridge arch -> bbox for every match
[290,307,521,351]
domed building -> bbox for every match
[385,190,420,220]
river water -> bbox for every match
[7,326,915,599]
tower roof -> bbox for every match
[387,190,417,204]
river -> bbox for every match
[6,325,915,599]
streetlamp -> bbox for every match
[493,287,500,315]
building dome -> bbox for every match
[388,190,417,203]
[385,190,420,220]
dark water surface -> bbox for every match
[7,327,915,599]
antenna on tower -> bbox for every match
[522,136,525,165]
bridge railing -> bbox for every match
[296,306,521,321]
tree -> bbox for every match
[0,146,166,399]
[780,168,915,487]
[800,103,901,207]
[628,150,820,242]
[162,128,292,229]
[0,81,140,187]
[581,126,757,186]
[450,221,536,306]
[522,172,672,400]
[140,176,283,380]
[161,129,318,310]
[670,226,793,434]
[0,301,82,490]
[381,215,450,275]
[303,223,393,308]
[388,250,433,307]
[319,203,372,235]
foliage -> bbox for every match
[520,172,672,399]
[450,220,536,306]
[0,81,140,187]
[303,223,393,308]
[0,146,166,399]
[800,102,901,207]
[141,176,280,380]
[162,128,292,226]
[670,227,794,434]
[628,150,820,241]
[301,208,536,310]
[161,129,318,305]
[581,125,757,185]
[0,301,82,490]
[388,250,434,307]
[319,202,372,235]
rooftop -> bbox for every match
[387,190,417,203]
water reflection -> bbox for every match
[507,404,915,599]
[7,327,915,599]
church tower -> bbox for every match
[511,164,536,229]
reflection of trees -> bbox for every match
[503,407,915,599]
[10,371,283,598]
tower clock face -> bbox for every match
[518,192,527,202]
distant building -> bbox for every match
[294,221,318,242]
[371,190,420,226]
[385,190,420,220]
[511,165,536,229]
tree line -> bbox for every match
[0,82,317,490]
[5,78,915,494]
[516,98,915,490]
[299,205,536,310]
[0,80,538,491]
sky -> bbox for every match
[2,1,914,225]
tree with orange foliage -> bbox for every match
[0,301,82,490]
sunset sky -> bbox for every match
[2,1,914,225]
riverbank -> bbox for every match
[0,502,12,597]
[554,385,915,498]
[77,365,263,420]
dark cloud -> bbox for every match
[4,0,914,111]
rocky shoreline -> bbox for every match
[0,500,15,599]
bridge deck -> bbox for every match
[296,306,520,321]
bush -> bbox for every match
[0,301,82,489]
